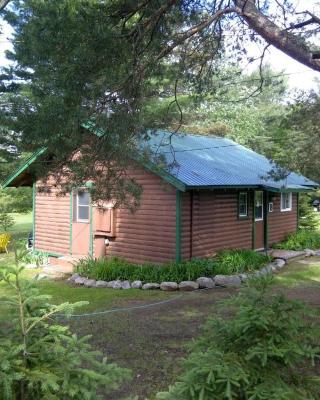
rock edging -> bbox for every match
[67,248,319,291]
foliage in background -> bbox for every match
[0,248,130,400]
[0,211,14,231]
[273,230,320,251]
[298,193,320,231]
[157,277,320,400]
[76,250,269,282]
[0,187,32,213]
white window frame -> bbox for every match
[76,190,90,223]
[239,192,248,218]
[254,191,264,221]
[280,192,292,212]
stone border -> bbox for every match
[67,249,320,290]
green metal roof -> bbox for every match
[2,129,318,192]
[140,131,318,192]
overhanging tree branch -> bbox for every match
[234,0,320,72]
[0,0,11,11]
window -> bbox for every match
[238,192,248,218]
[255,191,263,221]
[76,190,90,222]
[281,192,292,212]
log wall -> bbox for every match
[268,193,297,245]
[34,182,70,255]
[106,165,177,264]
[182,190,253,258]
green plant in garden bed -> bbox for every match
[76,257,215,282]
[76,250,270,282]
[273,230,320,251]
[156,277,320,400]
[213,249,271,275]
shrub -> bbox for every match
[0,248,130,400]
[157,277,320,400]
[213,249,271,275]
[0,212,14,231]
[0,233,11,253]
[273,230,320,250]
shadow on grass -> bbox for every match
[274,259,320,287]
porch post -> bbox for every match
[264,191,269,250]
[252,190,256,250]
[296,192,300,231]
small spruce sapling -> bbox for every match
[157,276,320,400]
[0,244,131,400]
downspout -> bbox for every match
[176,190,182,262]
[32,182,36,252]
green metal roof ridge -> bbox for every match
[1,147,47,189]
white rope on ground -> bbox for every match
[0,287,223,318]
[55,286,221,318]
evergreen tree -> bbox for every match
[0,1,319,203]
[0,248,130,399]
[157,277,320,400]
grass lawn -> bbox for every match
[0,239,320,398]
[8,211,32,241]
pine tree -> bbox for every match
[157,277,320,400]
[0,247,131,399]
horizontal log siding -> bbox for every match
[35,183,70,255]
[182,190,253,259]
[106,166,176,264]
[268,193,297,246]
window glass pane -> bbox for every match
[78,205,89,221]
[78,191,89,206]
[255,191,263,220]
[281,193,292,210]
[239,193,247,216]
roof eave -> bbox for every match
[1,147,47,189]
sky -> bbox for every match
[0,1,319,92]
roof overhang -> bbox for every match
[1,147,47,188]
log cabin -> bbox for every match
[2,130,318,266]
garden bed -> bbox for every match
[69,247,320,291]
[69,250,273,290]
